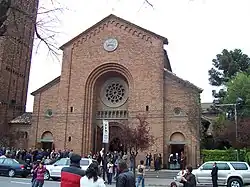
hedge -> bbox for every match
[201,149,248,162]
[245,152,250,164]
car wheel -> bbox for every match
[8,169,15,177]
[228,178,243,187]
[44,170,50,180]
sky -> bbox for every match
[26,0,250,112]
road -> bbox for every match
[1,176,250,187]
[0,176,179,187]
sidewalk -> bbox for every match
[107,178,181,187]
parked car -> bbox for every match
[0,157,31,177]
[44,157,94,180]
[174,161,250,187]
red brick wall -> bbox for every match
[0,0,38,135]
[29,83,60,149]
[164,74,201,167]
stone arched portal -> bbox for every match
[108,124,126,152]
[40,131,53,151]
[83,62,133,154]
[170,132,185,143]
[168,132,187,169]
[93,121,127,153]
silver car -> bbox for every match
[174,161,250,187]
[44,158,93,180]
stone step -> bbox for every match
[137,171,178,179]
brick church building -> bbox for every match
[29,14,202,167]
[0,1,38,143]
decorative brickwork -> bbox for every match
[29,14,202,168]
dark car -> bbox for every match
[0,157,31,177]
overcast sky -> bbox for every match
[26,0,250,112]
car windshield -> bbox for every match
[54,158,69,166]
[80,159,89,166]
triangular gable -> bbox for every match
[31,76,60,96]
[164,69,203,93]
[60,14,168,50]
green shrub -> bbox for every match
[201,149,248,162]
[245,152,250,164]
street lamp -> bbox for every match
[213,97,243,161]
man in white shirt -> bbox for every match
[107,160,114,185]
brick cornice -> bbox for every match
[73,19,154,48]
[60,14,168,50]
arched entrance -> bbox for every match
[109,137,124,152]
[83,63,133,154]
[93,121,127,153]
[41,131,53,151]
[169,132,187,169]
[90,67,131,154]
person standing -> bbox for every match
[136,160,146,187]
[116,159,135,187]
[33,160,46,187]
[31,161,39,187]
[180,151,186,170]
[145,153,152,171]
[107,160,114,185]
[211,162,218,187]
[61,154,85,187]
[130,152,136,171]
[181,165,196,187]
[80,162,105,187]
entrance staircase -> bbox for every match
[141,170,179,179]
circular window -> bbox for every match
[45,109,53,117]
[174,107,181,115]
[100,78,128,108]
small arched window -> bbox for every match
[24,132,28,139]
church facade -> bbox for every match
[29,14,202,167]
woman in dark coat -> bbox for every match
[181,165,196,187]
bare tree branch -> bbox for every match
[144,0,153,8]
[0,0,65,61]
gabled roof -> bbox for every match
[31,76,60,96]
[9,112,32,124]
[60,14,168,50]
[164,69,203,93]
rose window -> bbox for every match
[105,83,125,103]
[100,78,128,108]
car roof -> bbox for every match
[204,161,248,164]
[61,158,92,160]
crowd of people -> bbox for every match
[0,147,74,163]
[0,147,198,187]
